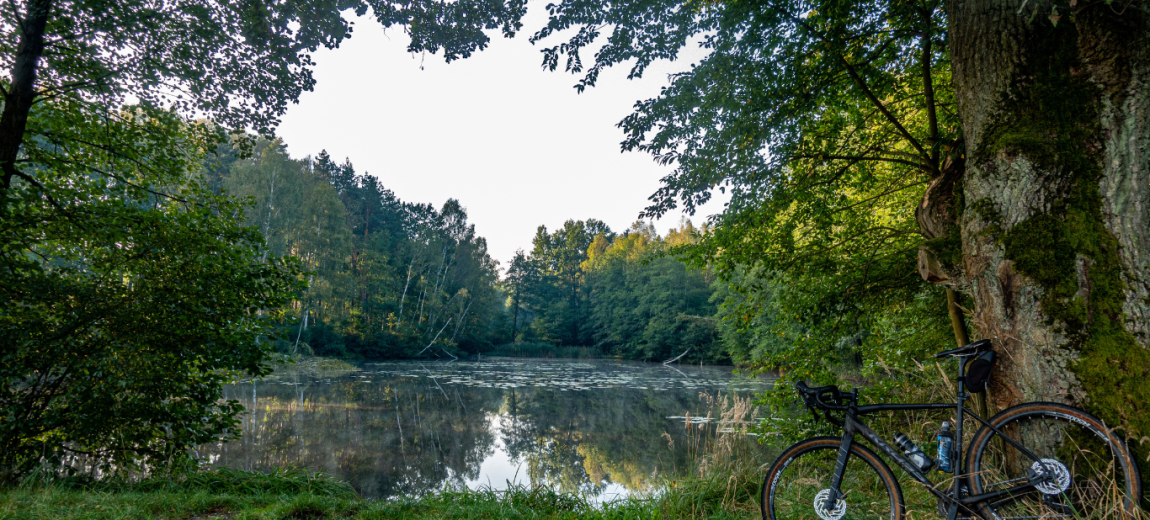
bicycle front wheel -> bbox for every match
[761,436,905,520]
[966,402,1143,519]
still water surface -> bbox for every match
[201,358,774,501]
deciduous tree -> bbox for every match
[534,0,1150,473]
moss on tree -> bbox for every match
[975,20,1150,487]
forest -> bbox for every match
[209,139,507,359]
[3,0,1150,512]
[214,138,750,364]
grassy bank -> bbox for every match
[483,342,603,359]
[0,466,762,520]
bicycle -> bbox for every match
[759,339,1143,520]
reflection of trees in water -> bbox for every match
[203,374,504,498]
[203,369,755,499]
[497,387,707,494]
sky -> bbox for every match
[274,2,726,267]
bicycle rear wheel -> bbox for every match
[761,436,904,520]
[966,402,1142,519]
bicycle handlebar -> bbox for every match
[794,381,851,411]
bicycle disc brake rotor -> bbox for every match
[813,489,847,520]
[1031,459,1071,495]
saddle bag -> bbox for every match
[964,350,996,394]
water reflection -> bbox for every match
[201,359,773,500]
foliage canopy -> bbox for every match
[0,101,301,481]
[534,0,961,379]
[0,0,528,480]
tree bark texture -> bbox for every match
[948,0,1150,466]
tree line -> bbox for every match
[0,0,527,482]
[507,220,725,363]
[210,139,506,358]
[218,140,770,365]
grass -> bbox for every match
[0,471,761,520]
[484,342,603,359]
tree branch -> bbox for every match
[0,0,54,195]
[835,56,931,164]
[9,169,87,230]
[794,153,928,171]
[767,2,933,170]
[920,3,940,173]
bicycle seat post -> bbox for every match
[953,357,967,506]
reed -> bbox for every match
[648,391,775,519]
[8,380,1138,519]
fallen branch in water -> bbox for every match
[417,318,452,355]
[663,348,691,365]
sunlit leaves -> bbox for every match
[538,0,957,368]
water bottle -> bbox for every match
[894,432,935,472]
[937,422,955,473]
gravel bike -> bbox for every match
[759,339,1142,519]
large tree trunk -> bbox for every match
[948,0,1150,462]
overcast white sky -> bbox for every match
[275,3,726,267]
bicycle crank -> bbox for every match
[936,484,976,519]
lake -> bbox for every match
[200,358,775,501]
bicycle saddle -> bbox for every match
[935,339,992,358]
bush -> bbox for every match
[0,103,301,483]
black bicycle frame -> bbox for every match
[824,359,1056,520]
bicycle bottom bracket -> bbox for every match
[936,485,974,519]
[813,489,846,520]
[1031,459,1071,495]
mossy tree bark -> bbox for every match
[948,0,1150,470]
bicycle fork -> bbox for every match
[825,427,854,511]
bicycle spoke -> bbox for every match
[969,405,1140,519]
[764,439,900,520]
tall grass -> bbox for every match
[649,391,775,519]
[8,372,1141,519]
[799,359,1150,519]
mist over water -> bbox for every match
[201,359,774,501]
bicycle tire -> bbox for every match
[761,436,905,520]
[966,402,1142,519]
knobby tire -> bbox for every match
[761,436,905,520]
